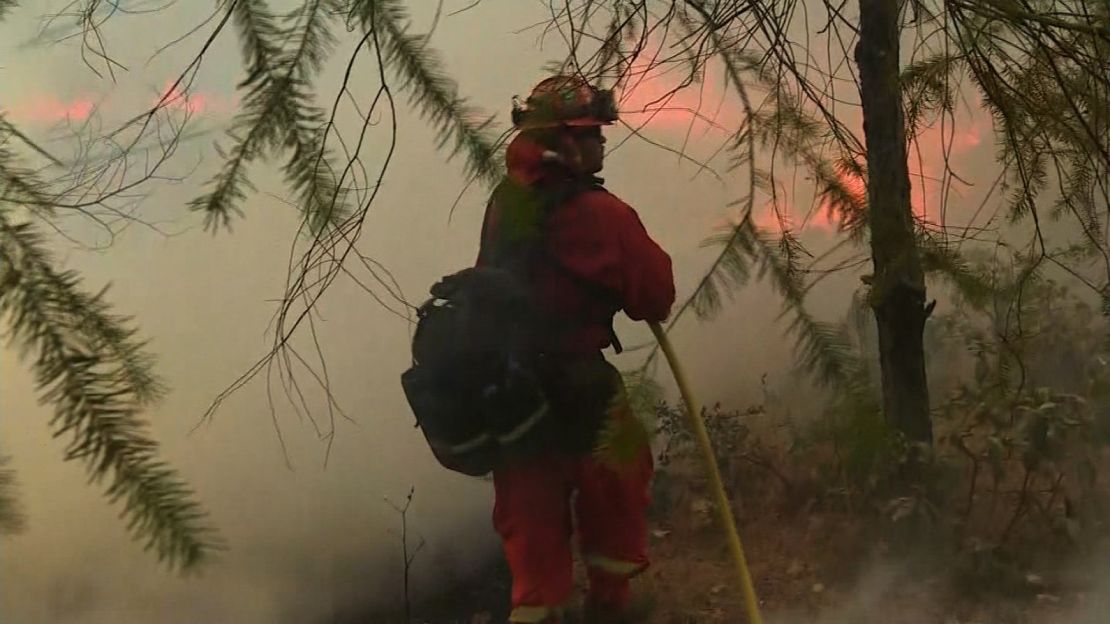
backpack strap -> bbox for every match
[482,175,625,354]
[535,245,624,354]
[533,178,624,354]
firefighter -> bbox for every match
[476,75,676,623]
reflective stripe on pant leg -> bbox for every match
[575,439,653,610]
[509,603,569,623]
[584,553,648,577]
[583,552,647,610]
[493,456,576,616]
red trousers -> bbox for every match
[492,448,653,623]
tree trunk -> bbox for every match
[855,0,933,444]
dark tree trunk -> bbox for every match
[855,0,933,444]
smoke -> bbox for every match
[0,3,513,621]
[778,561,932,624]
[0,3,1089,624]
[1052,541,1110,624]
[764,549,1110,624]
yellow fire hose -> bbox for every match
[649,321,765,624]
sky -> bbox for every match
[0,2,1024,622]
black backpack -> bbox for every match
[400,177,620,476]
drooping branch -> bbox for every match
[0,215,222,570]
[351,0,505,186]
[190,0,349,234]
[0,454,25,535]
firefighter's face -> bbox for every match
[568,125,606,174]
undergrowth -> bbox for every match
[648,254,1110,598]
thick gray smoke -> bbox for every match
[1,3,1100,624]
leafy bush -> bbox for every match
[649,254,1110,592]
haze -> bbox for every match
[0,2,1031,622]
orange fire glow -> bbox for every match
[5,96,96,123]
[4,81,232,126]
[612,53,993,235]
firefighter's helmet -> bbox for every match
[511,75,618,130]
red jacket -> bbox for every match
[476,134,675,354]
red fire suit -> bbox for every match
[476,134,676,622]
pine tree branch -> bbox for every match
[0,216,221,570]
[748,97,868,236]
[946,0,1110,272]
[628,14,867,400]
[0,0,17,21]
[0,455,25,535]
[689,214,759,320]
[678,32,760,319]
[948,0,1110,40]
[231,0,284,77]
[286,0,339,80]
[901,52,964,134]
[651,212,865,397]
[194,14,404,441]
[918,231,995,310]
[352,0,504,187]
[0,114,64,167]
[190,0,348,234]
[746,224,864,394]
[0,141,54,215]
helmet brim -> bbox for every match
[516,118,616,130]
[563,118,616,127]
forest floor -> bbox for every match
[357,448,1109,624]
[634,479,1104,624]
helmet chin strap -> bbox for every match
[541,147,589,176]
[540,148,604,183]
